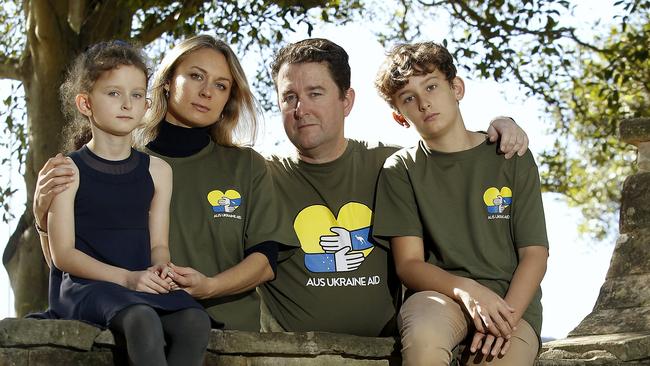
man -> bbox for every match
[259,38,529,336]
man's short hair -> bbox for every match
[375,42,457,108]
[271,38,351,99]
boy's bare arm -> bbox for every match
[504,245,549,323]
[392,235,516,338]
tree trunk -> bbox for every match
[3,0,77,317]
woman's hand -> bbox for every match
[125,270,172,294]
[34,154,76,230]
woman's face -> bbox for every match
[165,48,233,128]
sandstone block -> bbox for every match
[205,354,392,365]
[570,307,650,336]
[620,173,650,233]
[27,348,114,366]
[592,274,650,310]
[541,332,650,361]
[0,348,28,366]
[607,229,650,278]
[208,330,398,358]
[0,318,100,351]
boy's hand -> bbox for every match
[470,331,511,357]
[453,279,517,338]
[487,116,528,159]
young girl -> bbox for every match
[34,35,295,331]
[41,41,210,366]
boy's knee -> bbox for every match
[398,291,468,366]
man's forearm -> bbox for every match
[205,252,274,298]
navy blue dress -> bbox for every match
[38,146,203,328]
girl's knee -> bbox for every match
[182,308,211,332]
[164,308,211,340]
[113,304,162,330]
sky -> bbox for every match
[0,1,623,339]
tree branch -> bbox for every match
[447,0,605,53]
[133,0,205,45]
[0,55,22,80]
[67,0,87,34]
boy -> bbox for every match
[373,42,549,365]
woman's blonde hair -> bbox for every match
[138,35,258,147]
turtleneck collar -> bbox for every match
[146,120,212,157]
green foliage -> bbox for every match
[0,0,364,223]
[0,82,26,223]
[0,0,648,238]
[0,1,25,60]
[367,0,649,239]
[539,8,648,239]
[0,2,27,223]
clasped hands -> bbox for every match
[125,263,209,298]
[453,280,519,358]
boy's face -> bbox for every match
[391,69,464,141]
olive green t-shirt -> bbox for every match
[259,140,401,336]
[373,139,548,337]
[146,141,296,331]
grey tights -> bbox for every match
[110,304,210,366]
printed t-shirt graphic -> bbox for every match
[294,202,375,273]
[208,189,242,213]
[483,186,512,218]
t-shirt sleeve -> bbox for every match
[244,150,299,250]
[372,152,423,248]
[512,151,549,248]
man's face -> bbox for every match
[276,62,354,161]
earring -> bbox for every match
[392,111,410,128]
[163,82,170,99]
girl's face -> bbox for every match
[82,65,148,137]
[165,48,233,128]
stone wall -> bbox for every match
[0,318,401,366]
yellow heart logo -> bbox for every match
[207,189,241,213]
[294,202,374,258]
[483,186,512,214]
